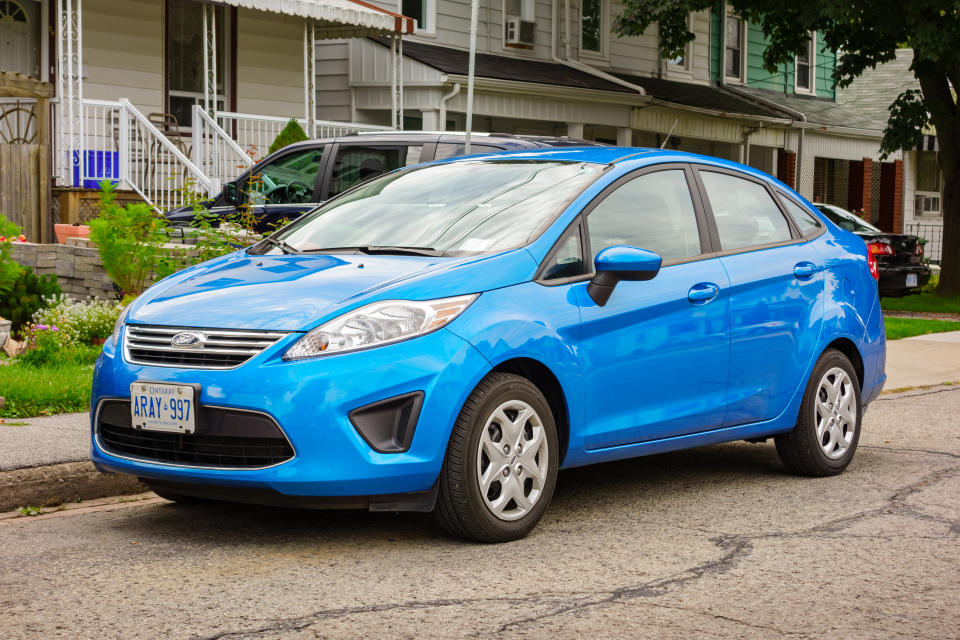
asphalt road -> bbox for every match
[1,387,958,639]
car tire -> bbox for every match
[434,372,559,543]
[775,349,862,476]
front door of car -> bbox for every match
[240,145,327,232]
[694,167,824,427]
[574,166,731,450]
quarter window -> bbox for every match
[778,194,822,235]
[541,227,585,280]
[587,170,702,261]
[700,171,792,250]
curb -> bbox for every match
[0,461,145,512]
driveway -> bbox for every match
[0,386,957,639]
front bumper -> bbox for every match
[878,263,931,297]
[91,326,490,499]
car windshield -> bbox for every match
[816,204,882,233]
[268,160,602,256]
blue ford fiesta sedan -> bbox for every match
[92,147,886,542]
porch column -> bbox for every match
[304,20,316,137]
[893,159,904,233]
[56,0,84,186]
[566,123,584,139]
[616,127,632,147]
[421,109,440,131]
[202,3,217,117]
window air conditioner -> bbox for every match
[505,16,535,47]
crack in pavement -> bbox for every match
[860,444,960,459]
[193,464,958,640]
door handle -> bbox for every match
[794,262,818,278]
[688,283,719,303]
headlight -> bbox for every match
[283,294,478,360]
[111,305,131,348]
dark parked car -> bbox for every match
[166,132,605,231]
[815,203,931,298]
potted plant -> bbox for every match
[54,222,92,244]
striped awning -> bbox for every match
[219,0,415,38]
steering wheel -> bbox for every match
[263,180,311,204]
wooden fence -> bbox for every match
[0,143,42,240]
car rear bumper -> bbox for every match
[878,263,931,297]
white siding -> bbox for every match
[316,40,352,121]
[235,8,305,118]
[82,0,163,113]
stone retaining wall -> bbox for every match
[11,240,115,300]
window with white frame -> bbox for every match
[581,0,608,57]
[504,0,535,49]
[915,150,942,215]
[724,13,744,81]
[667,15,693,72]
[795,32,815,93]
[401,0,434,33]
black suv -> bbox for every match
[166,132,604,231]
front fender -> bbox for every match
[445,281,585,465]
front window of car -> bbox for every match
[244,147,324,205]
[267,160,602,256]
[816,205,882,233]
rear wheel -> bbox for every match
[775,349,862,476]
[434,372,558,542]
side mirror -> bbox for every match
[587,245,662,306]
[222,182,240,205]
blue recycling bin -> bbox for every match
[72,150,119,188]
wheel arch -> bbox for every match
[824,337,865,390]
[491,357,570,465]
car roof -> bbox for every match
[274,132,606,152]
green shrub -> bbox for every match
[32,295,122,343]
[89,181,177,296]
[0,267,61,331]
[268,119,308,155]
[0,214,24,297]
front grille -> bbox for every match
[125,325,289,369]
[97,401,294,468]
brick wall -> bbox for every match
[11,241,115,300]
[777,150,797,188]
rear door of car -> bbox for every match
[692,165,825,427]
[318,140,433,200]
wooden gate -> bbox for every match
[0,72,52,242]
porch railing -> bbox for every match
[56,99,214,213]
[215,111,393,163]
[904,222,944,264]
[192,105,255,188]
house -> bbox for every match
[1,0,926,254]
[0,0,413,241]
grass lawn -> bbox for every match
[885,317,960,341]
[0,362,94,418]
[881,293,960,315]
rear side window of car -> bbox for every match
[778,193,823,235]
[329,145,424,197]
[700,171,792,250]
[433,143,505,159]
[587,169,702,261]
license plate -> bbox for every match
[130,382,197,434]
[906,273,918,288]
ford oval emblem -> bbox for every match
[171,331,206,349]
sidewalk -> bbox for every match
[884,330,960,390]
[3,331,960,511]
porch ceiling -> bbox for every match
[219,0,414,38]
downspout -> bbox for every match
[438,81,461,132]
[550,0,646,95]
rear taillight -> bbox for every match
[866,242,891,281]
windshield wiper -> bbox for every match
[300,246,442,257]
[255,236,297,255]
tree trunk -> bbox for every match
[939,169,960,296]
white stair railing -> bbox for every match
[216,111,393,163]
[192,105,255,187]
[117,99,214,212]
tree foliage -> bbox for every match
[268,119,309,156]
[616,0,960,295]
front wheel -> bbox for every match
[434,372,558,542]
[775,349,862,476]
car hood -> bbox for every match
[127,249,538,331]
